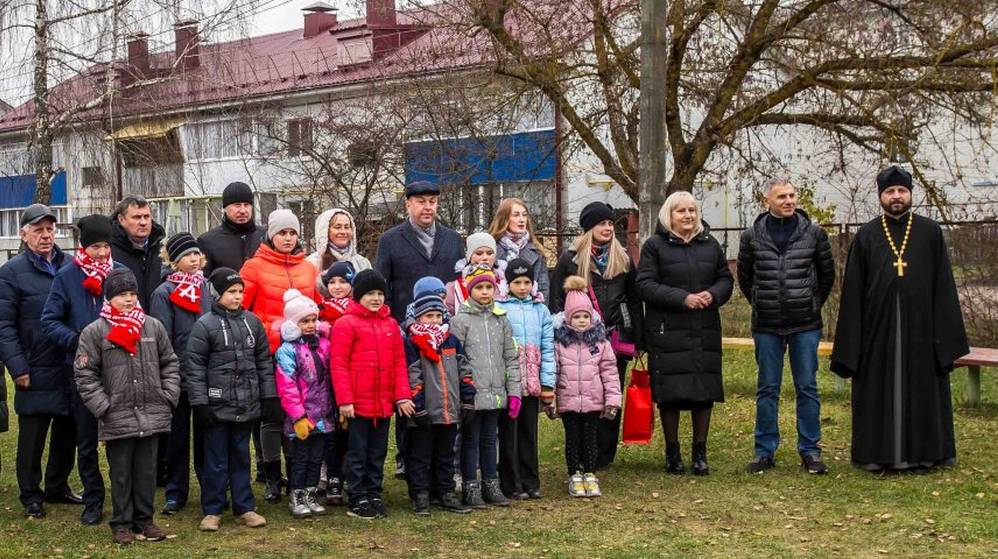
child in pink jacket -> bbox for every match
[553,276,621,499]
[275,289,334,519]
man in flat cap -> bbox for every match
[831,166,969,472]
[374,180,463,477]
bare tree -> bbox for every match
[413,0,998,218]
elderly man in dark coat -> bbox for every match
[0,204,81,518]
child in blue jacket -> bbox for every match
[496,258,555,499]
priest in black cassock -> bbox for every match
[830,166,969,472]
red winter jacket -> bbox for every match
[240,242,319,353]
[329,300,409,419]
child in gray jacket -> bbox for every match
[449,267,520,508]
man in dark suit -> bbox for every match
[375,180,463,476]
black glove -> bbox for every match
[260,398,284,424]
[193,405,219,428]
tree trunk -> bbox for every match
[638,0,669,239]
[31,0,53,205]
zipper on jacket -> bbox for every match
[483,308,497,408]
[436,358,450,424]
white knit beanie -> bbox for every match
[283,288,318,325]
[268,208,301,240]
[465,231,497,261]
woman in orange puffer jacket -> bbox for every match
[239,208,320,502]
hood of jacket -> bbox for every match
[312,208,358,257]
[110,218,165,255]
[554,319,608,347]
[344,299,393,320]
[252,241,306,266]
[459,297,506,318]
[655,220,714,245]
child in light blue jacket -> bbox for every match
[496,258,555,499]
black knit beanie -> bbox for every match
[352,269,388,302]
[77,214,112,248]
[222,181,254,207]
[579,201,614,232]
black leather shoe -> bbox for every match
[81,505,103,526]
[45,490,84,505]
[24,502,46,518]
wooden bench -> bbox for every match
[953,348,997,406]
[722,337,992,405]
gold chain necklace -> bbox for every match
[881,211,913,277]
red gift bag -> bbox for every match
[622,359,654,445]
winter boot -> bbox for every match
[288,489,311,519]
[412,492,431,516]
[665,442,685,474]
[462,481,487,509]
[691,442,709,476]
[305,487,327,516]
[263,461,283,503]
[325,477,344,506]
[482,478,510,507]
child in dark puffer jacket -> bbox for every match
[329,270,415,520]
[186,268,278,533]
[403,291,476,516]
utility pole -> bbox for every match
[638,0,668,238]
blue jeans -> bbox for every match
[752,329,822,458]
[200,422,255,516]
[460,409,500,482]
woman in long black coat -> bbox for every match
[636,191,733,476]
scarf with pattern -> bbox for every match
[407,322,449,363]
[591,242,610,275]
[100,300,146,354]
[498,231,529,260]
[166,271,204,313]
[320,296,351,323]
[74,248,113,296]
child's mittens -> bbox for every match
[459,377,477,405]
[507,395,522,419]
[600,405,620,420]
[539,387,555,406]
[293,417,315,440]
[412,389,426,413]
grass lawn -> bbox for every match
[1,350,995,559]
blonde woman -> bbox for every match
[635,191,732,476]
[488,198,549,301]
[549,201,643,470]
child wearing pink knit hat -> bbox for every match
[552,276,621,499]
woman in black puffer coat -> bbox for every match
[636,191,732,476]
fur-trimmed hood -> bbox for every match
[553,312,608,347]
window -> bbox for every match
[185,119,251,161]
[287,118,314,157]
[255,121,284,157]
[81,167,105,188]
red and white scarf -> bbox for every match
[74,248,113,296]
[100,300,146,354]
[166,271,204,313]
[320,296,350,323]
[408,322,449,363]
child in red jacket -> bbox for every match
[329,270,414,520]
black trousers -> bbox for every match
[201,421,254,516]
[394,413,407,468]
[165,391,204,506]
[498,395,540,495]
[563,411,600,476]
[596,358,628,469]
[405,422,457,499]
[345,417,389,503]
[290,434,327,490]
[73,388,105,509]
[16,413,76,507]
[324,427,348,481]
[106,435,157,531]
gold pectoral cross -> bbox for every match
[894,258,907,277]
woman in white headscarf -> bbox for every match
[307,208,372,295]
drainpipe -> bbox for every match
[554,103,564,256]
